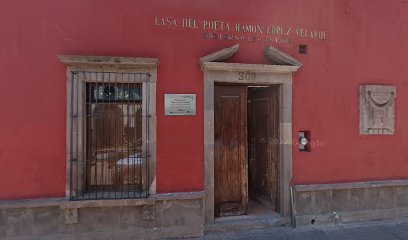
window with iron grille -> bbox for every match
[69,71,151,200]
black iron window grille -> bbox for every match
[69,71,150,200]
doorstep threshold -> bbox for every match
[206,213,292,234]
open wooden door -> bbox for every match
[214,85,248,217]
[248,86,279,211]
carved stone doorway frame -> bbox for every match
[201,46,301,224]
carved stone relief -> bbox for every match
[143,205,155,220]
[64,208,79,224]
[360,85,396,135]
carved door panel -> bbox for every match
[214,85,248,217]
[248,87,279,211]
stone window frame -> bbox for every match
[58,55,158,198]
[201,62,300,224]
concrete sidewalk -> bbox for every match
[185,219,408,240]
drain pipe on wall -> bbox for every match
[290,186,296,228]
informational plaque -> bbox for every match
[165,94,196,116]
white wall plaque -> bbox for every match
[165,94,196,116]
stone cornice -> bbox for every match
[58,55,159,68]
[199,44,239,65]
[0,191,204,210]
[293,179,408,192]
[201,62,301,73]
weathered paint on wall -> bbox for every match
[1,0,408,199]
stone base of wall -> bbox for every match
[293,180,408,227]
[0,192,204,240]
[4,180,408,239]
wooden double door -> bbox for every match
[214,85,279,218]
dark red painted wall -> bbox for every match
[1,0,408,199]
